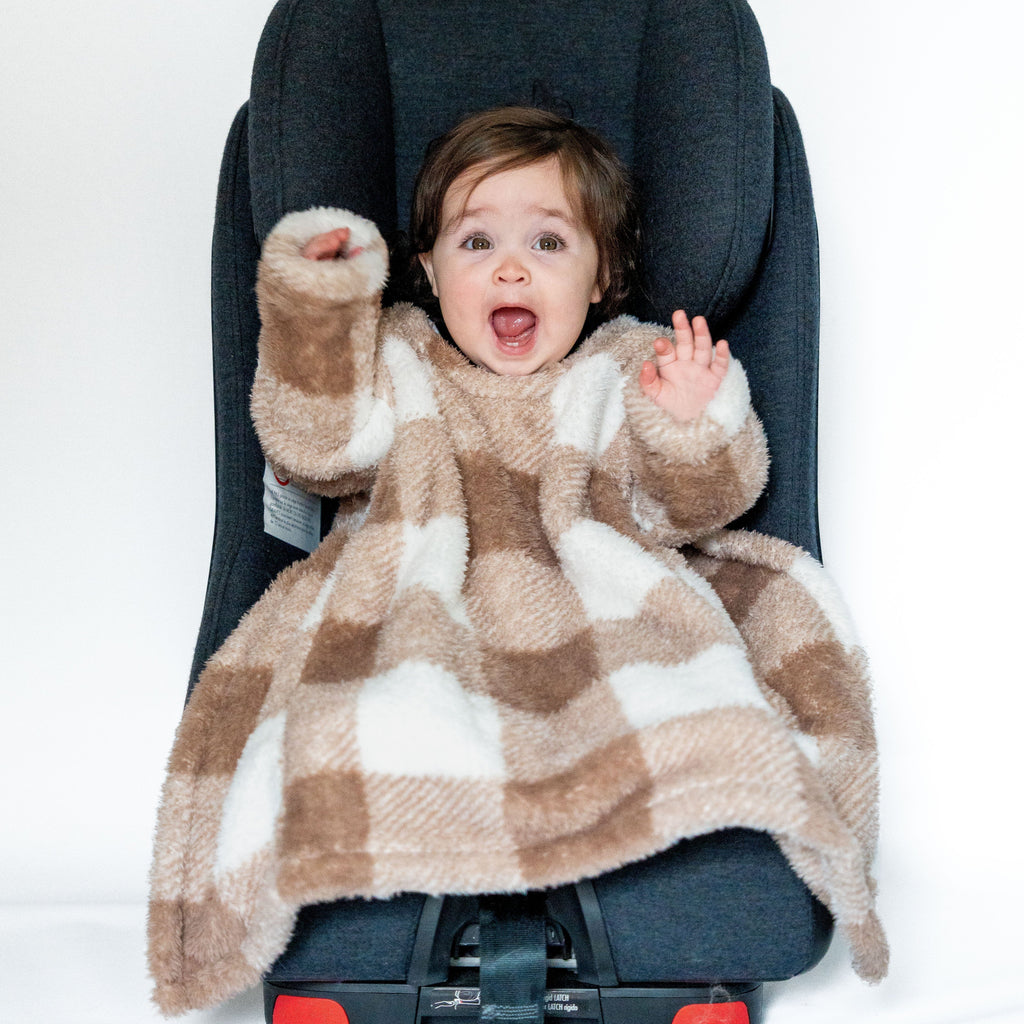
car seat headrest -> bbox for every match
[248,0,774,326]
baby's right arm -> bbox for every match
[251,208,394,495]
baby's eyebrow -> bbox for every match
[440,206,482,235]
[530,205,576,223]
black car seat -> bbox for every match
[194,1,830,1021]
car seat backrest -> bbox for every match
[247,0,774,327]
[191,0,821,694]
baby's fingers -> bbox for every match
[650,334,677,368]
[671,309,694,362]
[639,359,662,399]
[690,315,714,367]
[302,226,363,261]
[711,338,731,378]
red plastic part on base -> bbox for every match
[273,994,350,1024]
[672,1003,750,1024]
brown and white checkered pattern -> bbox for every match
[147,209,887,1014]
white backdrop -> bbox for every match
[1,2,1022,1022]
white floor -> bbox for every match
[3,899,1022,1024]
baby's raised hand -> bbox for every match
[638,310,730,422]
[301,226,364,261]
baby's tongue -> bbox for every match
[491,307,537,340]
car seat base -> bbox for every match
[264,979,763,1024]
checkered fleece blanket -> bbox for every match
[147,209,887,1014]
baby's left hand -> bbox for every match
[639,310,730,422]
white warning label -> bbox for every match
[263,461,321,552]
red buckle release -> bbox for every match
[272,994,350,1024]
[672,1002,750,1024]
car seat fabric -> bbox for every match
[267,829,831,985]
[189,106,302,693]
[730,88,821,555]
[247,0,774,324]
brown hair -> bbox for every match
[409,106,639,320]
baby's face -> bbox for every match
[419,157,604,375]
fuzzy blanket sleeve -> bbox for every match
[148,208,888,1014]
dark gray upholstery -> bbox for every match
[730,89,821,554]
[591,829,832,983]
[191,0,831,995]
[247,0,775,326]
[267,830,830,984]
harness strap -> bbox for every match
[478,894,548,1022]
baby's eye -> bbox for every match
[461,235,492,250]
[534,234,565,252]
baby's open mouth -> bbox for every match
[490,306,537,346]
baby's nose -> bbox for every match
[494,253,529,284]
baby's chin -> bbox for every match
[489,361,542,376]
[465,352,539,376]
[477,342,565,377]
